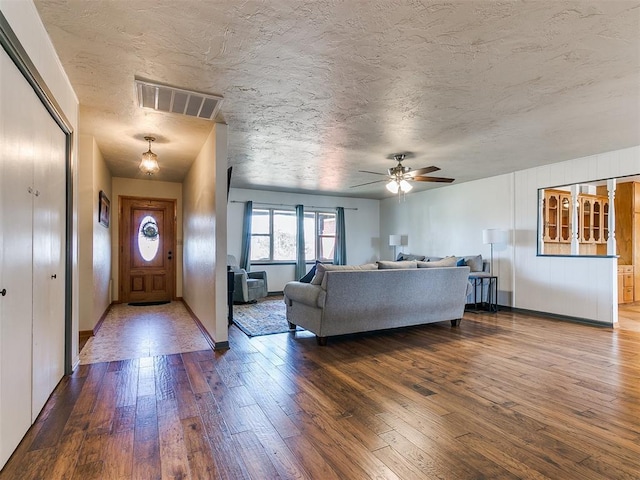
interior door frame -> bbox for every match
[118,195,177,303]
[0,13,74,375]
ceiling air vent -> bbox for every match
[135,79,223,121]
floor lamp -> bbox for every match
[482,229,507,275]
[389,234,402,260]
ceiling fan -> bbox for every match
[351,153,455,194]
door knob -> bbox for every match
[0,289,6,296]
[51,274,57,279]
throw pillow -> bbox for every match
[310,263,327,285]
[417,256,458,268]
[299,261,320,283]
[456,258,466,267]
[377,260,418,269]
[311,262,377,285]
[465,254,483,272]
[397,253,426,261]
[318,263,379,288]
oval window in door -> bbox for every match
[138,215,160,261]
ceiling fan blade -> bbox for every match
[412,176,455,183]
[358,170,388,176]
[408,166,440,177]
[350,179,387,188]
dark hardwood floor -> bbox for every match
[2,308,640,479]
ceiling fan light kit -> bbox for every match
[139,136,160,175]
[352,153,454,198]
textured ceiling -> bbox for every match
[34,0,640,199]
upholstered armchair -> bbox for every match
[227,255,268,303]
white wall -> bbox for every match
[111,177,183,301]
[92,139,112,326]
[183,124,228,346]
[1,0,80,361]
[78,136,94,331]
[228,189,381,291]
[381,174,514,305]
[77,135,112,331]
[380,145,640,325]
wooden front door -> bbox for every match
[120,197,176,303]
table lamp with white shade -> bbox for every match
[389,234,403,260]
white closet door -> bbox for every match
[31,104,66,419]
[0,47,36,467]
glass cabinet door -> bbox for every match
[543,191,559,242]
[592,200,601,242]
[581,198,592,243]
[559,194,571,242]
[603,200,609,242]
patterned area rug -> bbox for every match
[233,297,299,337]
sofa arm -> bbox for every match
[233,271,248,300]
[283,281,326,308]
[248,271,268,291]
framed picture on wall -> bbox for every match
[99,190,110,227]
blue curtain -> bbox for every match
[239,201,252,271]
[295,204,306,279]
[334,207,347,265]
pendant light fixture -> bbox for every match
[139,136,160,175]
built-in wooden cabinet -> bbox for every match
[542,189,608,254]
[578,194,609,245]
[615,182,640,303]
[618,265,634,304]
[543,190,572,243]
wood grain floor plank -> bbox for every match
[282,434,342,480]
[132,394,161,480]
[114,359,139,408]
[239,403,309,479]
[194,391,251,480]
[69,362,109,416]
[4,306,640,479]
[182,352,212,394]
[158,405,191,480]
[181,416,218,480]
[232,430,281,480]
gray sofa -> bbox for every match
[283,266,471,345]
[398,253,492,303]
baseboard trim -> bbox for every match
[180,299,230,351]
[79,330,92,342]
[92,304,112,336]
[72,355,80,372]
[509,307,614,328]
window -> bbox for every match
[138,215,160,262]
[250,208,336,263]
